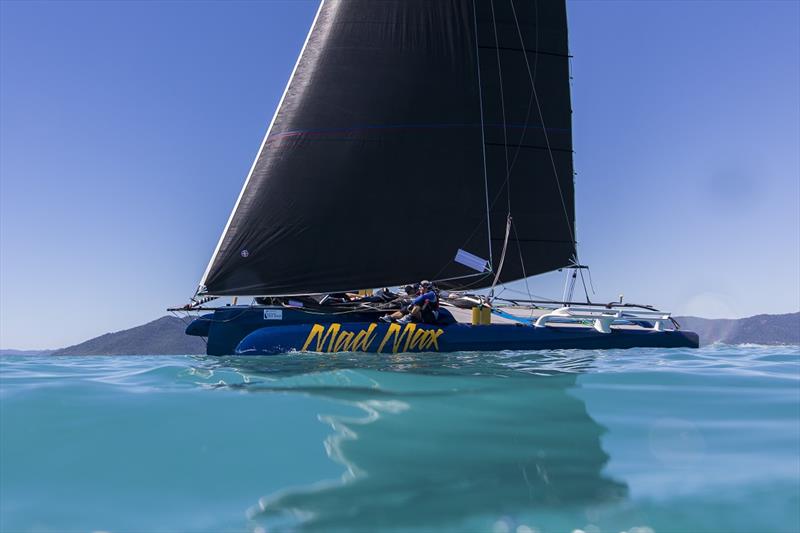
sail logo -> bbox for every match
[301,323,444,354]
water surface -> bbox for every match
[1,346,798,532]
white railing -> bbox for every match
[534,306,672,334]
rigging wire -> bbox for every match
[489,214,513,300]
[578,266,591,303]
[499,0,540,192]
[586,265,597,295]
[453,0,578,300]
[511,220,536,318]
[446,0,557,286]
[562,268,576,302]
[485,0,514,290]
[488,0,558,306]
[488,0,512,216]
[493,284,560,303]
[471,0,494,266]
[428,0,504,287]
[508,0,578,264]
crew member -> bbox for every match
[381,280,439,324]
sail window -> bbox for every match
[455,249,490,273]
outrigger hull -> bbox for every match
[236,321,699,355]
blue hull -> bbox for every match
[235,321,699,355]
[186,306,699,355]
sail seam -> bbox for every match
[489,237,574,244]
[477,45,570,59]
[197,0,328,292]
[485,142,572,153]
[266,122,569,137]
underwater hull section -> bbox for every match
[235,322,700,355]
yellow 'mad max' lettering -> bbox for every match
[377,323,416,353]
[300,323,442,354]
[301,323,377,353]
[376,323,444,353]
[301,323,340,352]
[351,324,378,350]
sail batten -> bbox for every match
[201,0,575,297]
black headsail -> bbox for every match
[200,0,575,297]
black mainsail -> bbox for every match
[200,0,575,297]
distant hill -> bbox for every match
[676,312,799,346]
[7,311,797,356]
[52,316,205,355]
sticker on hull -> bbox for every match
[263,309,283,320]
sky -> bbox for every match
[1,0,798,349]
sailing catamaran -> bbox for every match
[171,0,699,355]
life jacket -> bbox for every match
[420,289,439,311]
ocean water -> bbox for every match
[1,346,798,533]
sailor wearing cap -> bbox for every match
[381,280,440,324]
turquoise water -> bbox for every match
[1,346,798,533]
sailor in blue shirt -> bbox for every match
[381,280,440,324]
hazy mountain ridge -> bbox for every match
[675,312,799,346]
[51,316,206,356]
[4,312,798,356]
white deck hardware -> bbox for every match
[534,306,672,333]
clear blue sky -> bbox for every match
[1,0,798,349]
